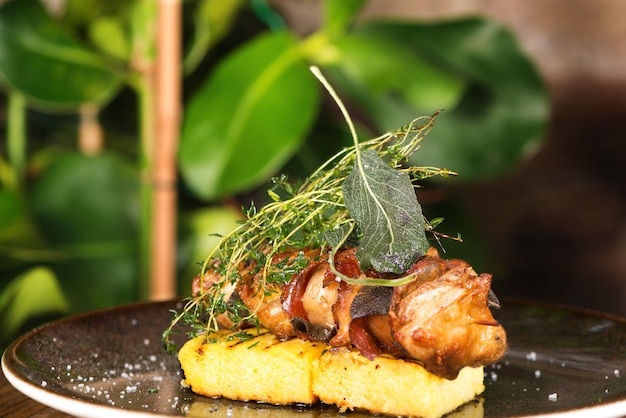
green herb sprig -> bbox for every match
[162,69,456,354]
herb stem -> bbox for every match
[163,99,453,352]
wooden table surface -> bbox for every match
[1,369,71,417]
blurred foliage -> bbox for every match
[0,266,69,341]
[0,0,548,349]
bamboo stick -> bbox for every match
[78,103,103,156]
[150,0,182,300]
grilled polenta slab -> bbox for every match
[312,347,484,417]
[179,328,325,404]
[179,328,484,417]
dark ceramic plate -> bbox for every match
[3,299,626,418]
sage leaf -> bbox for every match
[343,149,428,274]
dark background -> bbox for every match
[367,0,626,316]
[278,0,626,316]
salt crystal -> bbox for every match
[615,369,620,378]
[526,351,537,361]
[41,380,47,387]
[548,393,558,401]
[535,370,541,378]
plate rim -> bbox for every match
[2,299,180,418]
[3,298,626,418]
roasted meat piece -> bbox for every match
[389,247,507,379]
[192,246,507,379]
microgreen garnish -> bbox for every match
[162,68,456,354]
[247,341,261,349]
[227,331,255,342]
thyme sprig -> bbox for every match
[162,113,455,354]
[163,68,457,353]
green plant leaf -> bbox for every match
[0,267,69,341]
[27,152,140,311]
[0,189,23,238]
[250,0,286,30]
[30,152,139,245]
[63,0,131,26]
[336,17,549,180]
[183,0,245,74]
[0,189,57,271]
[323,0,368,37]
[331,32,465,112]
[63,0,103,24]
[0,0,121,108]
[343,149,428,274]
[180,31,320,200]
[88,16,130,61]
[0,188,39,252]
[51,255,138,312]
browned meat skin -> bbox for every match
[191,267,240,329]
[193,250,320,339]
[389,248,507,379]
[192,246,507,379]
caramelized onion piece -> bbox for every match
[191,269,240,329]
[302,264,339,329]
